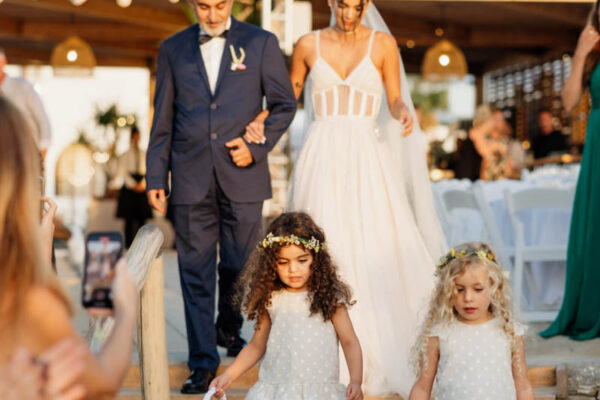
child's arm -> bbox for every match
[408,337,439,400]
[332,306,363,400]
[512,336,535,400]
[210,314,272,397]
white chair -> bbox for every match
[438,185,512,270]
[472,182,513,271]
[504,187,574,322]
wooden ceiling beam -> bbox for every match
[375,0,593,3]
[4,0,189,31]
[484,2,588,27]
[0,16,20,35]
[0,44,150,67]
[0,34,158,58]
[314,9,578,48]
[0,20,170,48]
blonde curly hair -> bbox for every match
[411,242,519,377]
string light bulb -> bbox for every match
[117,0,132,8]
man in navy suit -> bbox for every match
[146,0,296,392]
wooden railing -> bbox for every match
[89,224,170,400]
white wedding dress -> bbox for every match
[290,29,447,397]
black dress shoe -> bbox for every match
[216,326,247,357]
[181,368,215,395]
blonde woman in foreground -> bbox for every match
[0,96,138,399]
[409,243,534,400]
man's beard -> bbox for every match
[201,20,227,37]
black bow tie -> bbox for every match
[198,30,228,45]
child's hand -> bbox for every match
[346,382,363,400]
[209,372,231,398]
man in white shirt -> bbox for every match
[0,48,52,160]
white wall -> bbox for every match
[8,65,151,196]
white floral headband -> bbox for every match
[436,248,498,270]
[260,232,325,253]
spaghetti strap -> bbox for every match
[367,29,376,55]
[315,30,321,59]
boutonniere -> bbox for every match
[229,45,246,71]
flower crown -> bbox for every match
[436,248,498,270]
[260,232,325,253]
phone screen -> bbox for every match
[82,233,122,308]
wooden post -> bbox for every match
[89,224,169,399]
[138,254,170,400]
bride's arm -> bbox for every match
[243,33,312,143]
[379,32,413,136]
[289,33,314,100]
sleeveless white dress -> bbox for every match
[290,30,437,397]
[430,318,527,400]
[245,290,347,400]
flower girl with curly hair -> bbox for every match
[209,211,364,400]
[409,242,534,400]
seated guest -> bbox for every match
[470,105,509,180]
[0,96,138,399]
[532,109,568,159]
[492,108,527,179]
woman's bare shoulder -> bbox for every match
[374,31,397,50]
[295,31,318,53]
[22,286,75,349]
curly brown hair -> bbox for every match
[236,212,353,323]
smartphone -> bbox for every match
[82,232,123,309]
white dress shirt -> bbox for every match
[0,75,52,150]
[199,18,232,94]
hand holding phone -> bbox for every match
[82,232,123,309]
[86,259,137,319]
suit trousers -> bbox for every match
[173,170,263,372]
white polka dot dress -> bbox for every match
[245,290,346,400]
[430,318,526,400]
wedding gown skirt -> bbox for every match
[290,31,439,396]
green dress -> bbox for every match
[540,62,600,340]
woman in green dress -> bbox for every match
[541,3,600,340]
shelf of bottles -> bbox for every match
[483,55,587,146]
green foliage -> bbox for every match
[411,90,448,114]
[95,104,119,127]
[181,2,197,24]
[429,140,452,169]
[76,129,92,147]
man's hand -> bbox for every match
[147,189,166,213]
[225,138,254,167]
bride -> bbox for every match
[245,0,447,396]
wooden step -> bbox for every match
[533,385,557,400]
[123,362,258,389]
[117,388,403,400]
[117,387,557,400]
[123,363,556,390]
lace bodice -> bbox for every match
[308,30,382,120]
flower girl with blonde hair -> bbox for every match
[409,242,534,400]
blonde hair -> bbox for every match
[0,96,69,326]
[473,105,493,128]
[412,242,518,377]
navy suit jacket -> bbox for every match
[146,18,297,204]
